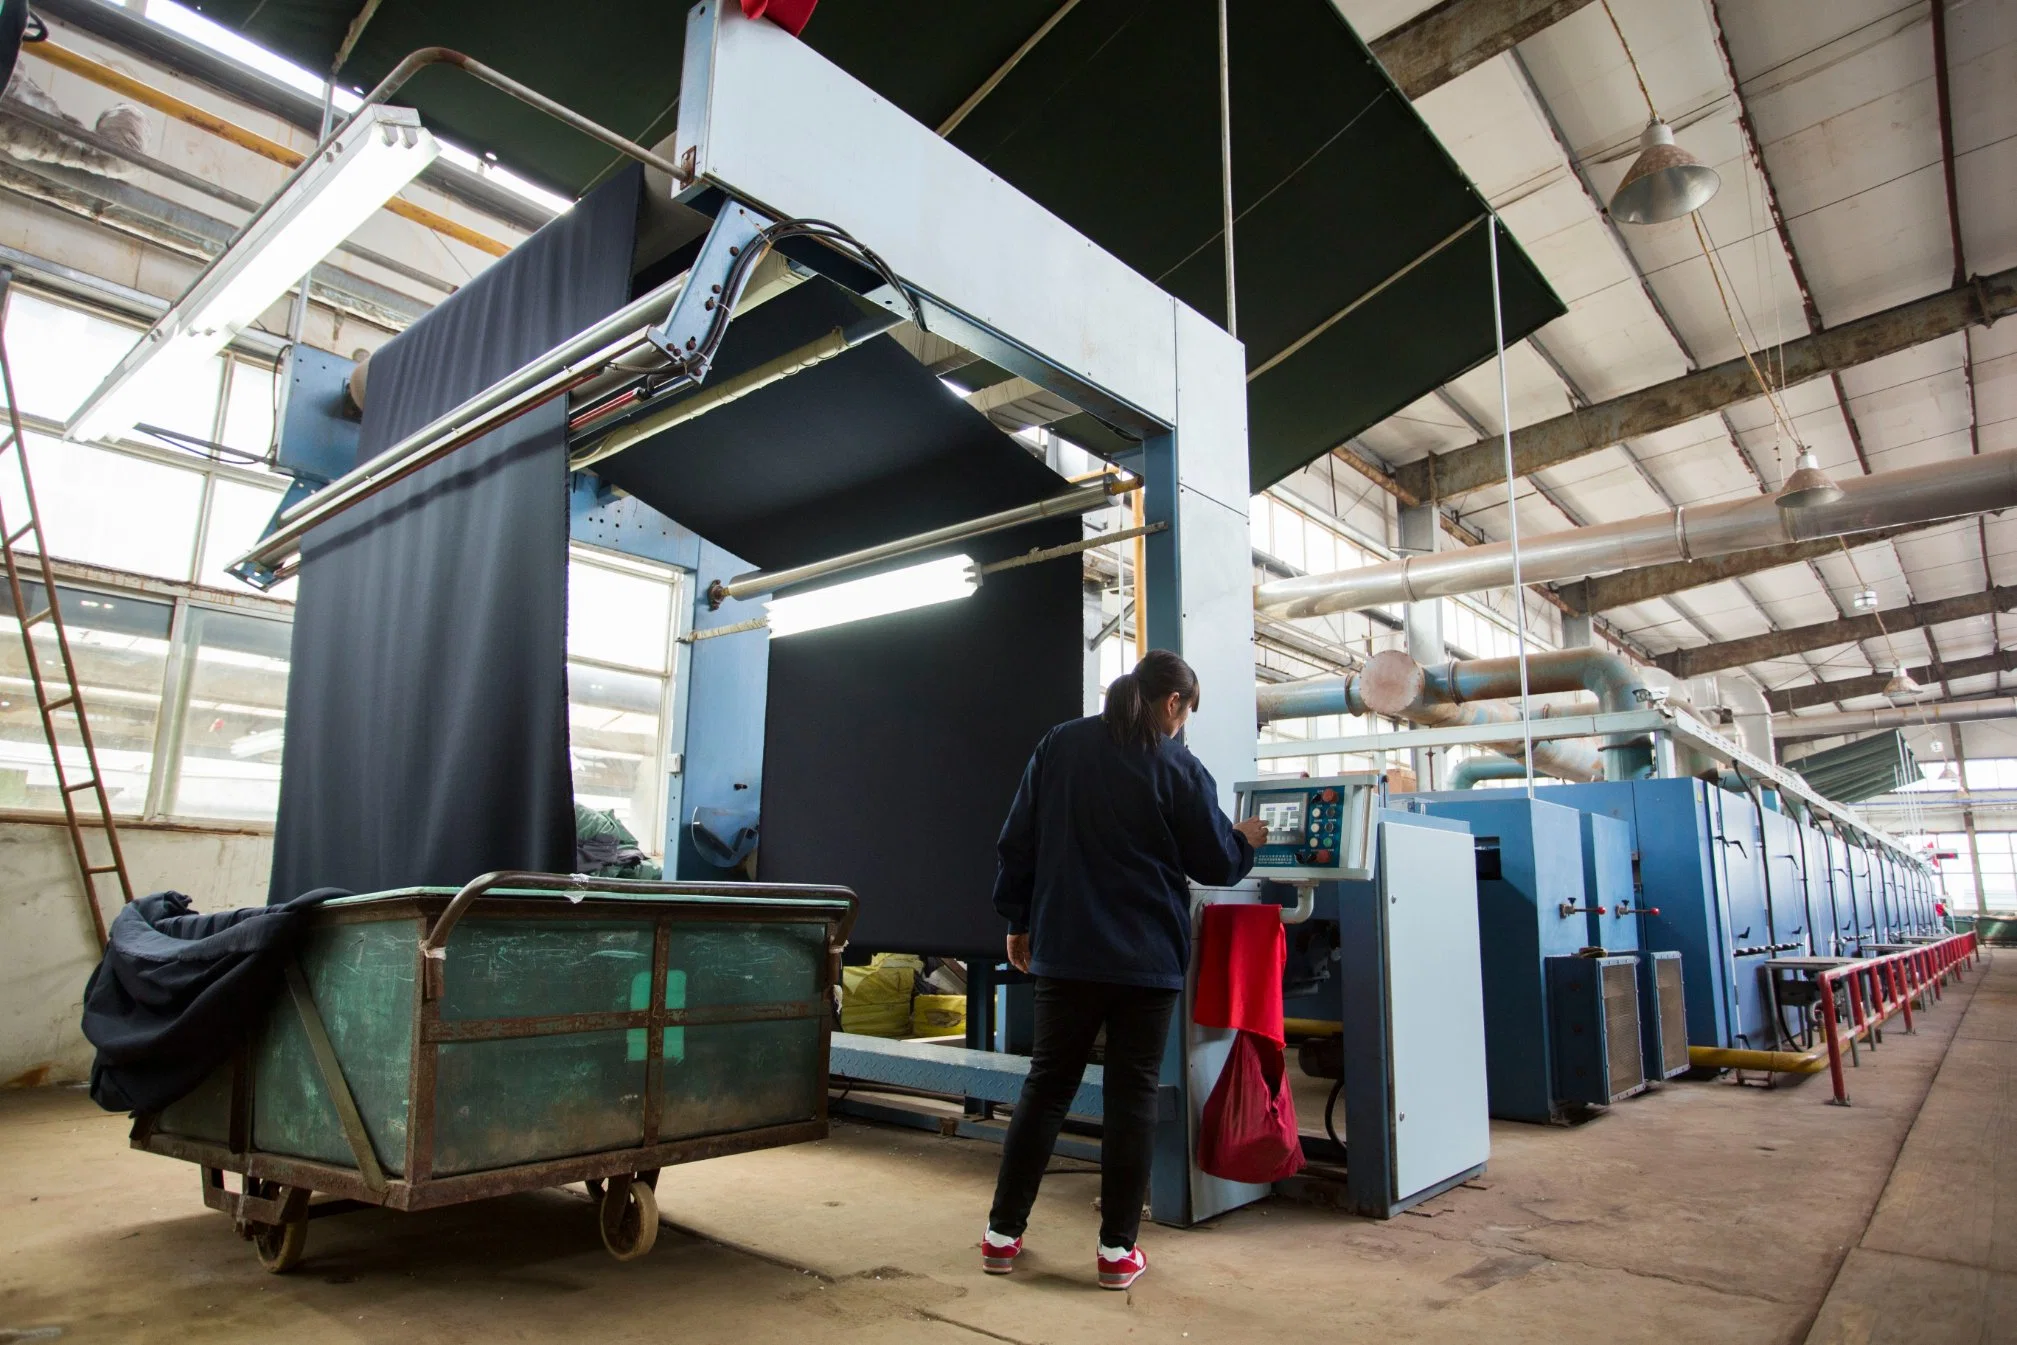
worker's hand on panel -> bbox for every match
[1006,933,1031,973]
[1234,817,1268,849]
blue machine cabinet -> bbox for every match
[1580,811,1640,952]
[1500,779,1776,1054]
[1413,795,1596,1123]
[1821,833,1859,955]
[1758,807,1812,955]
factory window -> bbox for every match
[0,287,275,457]
[1964,758,2017,790]
[567,548,680,855]
[0,430,290,589]
[162,607,292,820]
[0,286,291,588]
[0,583,175,814]
[0,290,137,423]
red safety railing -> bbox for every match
[1818,932,1981,1106]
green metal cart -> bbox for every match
[132,871,856,1271]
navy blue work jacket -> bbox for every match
[991,715,1255,990]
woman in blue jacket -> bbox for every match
[981,648,1264,1289]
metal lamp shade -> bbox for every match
[1777,447,1845,509]
[1609,120,1721,225]
[1883,669,1924,699]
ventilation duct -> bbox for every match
[1256,450,2017,619]
[1773,695,2017,742]
[1256,647,1663,783]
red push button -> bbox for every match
[1319,789,1338,803]
[1314,849,1334,865]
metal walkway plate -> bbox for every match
[829,1032,1104,1118]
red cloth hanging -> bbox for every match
[740,0,819,35]
[1198,1030,1307,1184]
[1193,902,1287,1045]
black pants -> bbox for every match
[987,977,1179,1250]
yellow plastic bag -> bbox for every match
[911,993,966,1038]
[841,958,916,1038]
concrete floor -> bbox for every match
[0,953,2000,1345]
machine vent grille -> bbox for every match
[1657,957,1689,1076]
[1602,961,1644,1099]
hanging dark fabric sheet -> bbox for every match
[267,167,643,901]
[595,276,1083,959]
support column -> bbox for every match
[1561,611,1594,648]
[1954,733,1988,916]
[1146,306,1260,1230]
[1398,501,1443,788]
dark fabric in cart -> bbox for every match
[82,889,344,1112]
[267,166,644,901]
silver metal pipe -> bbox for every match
[1256,449,2017,618]
[712,478,1135,605]
[1716,674,1777,764]
[1255,657,1605,782]
[235,274,691,577]
[1775,696,2017,741]
[1450,757,1532,789]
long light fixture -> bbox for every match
[765,554,978,639]
[68,105,440,444]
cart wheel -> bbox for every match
[253,1216,308,1274]
[599,1178,658,1261]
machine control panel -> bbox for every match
[1233,774,1381,882]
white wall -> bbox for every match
[2,818,271,1088]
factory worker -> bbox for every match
[981,648,1265,1290]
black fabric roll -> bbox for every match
[267,166,643,900]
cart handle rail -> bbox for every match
[420,870,859,1000]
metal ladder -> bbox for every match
[0,267,133,947]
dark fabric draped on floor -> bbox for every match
[266,166,644,901]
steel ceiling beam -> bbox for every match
[1368,0,1599,99]
[1392,266,2017,502]
[1655,586,2017,680]
[1554,524,1938,616]
[1768,649,2017,715]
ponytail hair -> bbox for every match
[1103,648,1202,751]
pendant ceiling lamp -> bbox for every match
[1882,668,1923,699]
[1776,446,1845,510]
[1608,119,1721,225]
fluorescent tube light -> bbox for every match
[766,554,978,639]
[68,105,440,443]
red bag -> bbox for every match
[1197,1029,1307,1184]
[740,0,819,35]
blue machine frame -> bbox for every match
[1413,794,1622,1123]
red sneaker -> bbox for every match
[1097,1243,1147,1290]
[981,1232,1022,1274]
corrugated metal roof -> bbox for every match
[1332,0,2014,738]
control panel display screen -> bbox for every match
[1236,777,1377,881]
[1257,799,1303,845]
